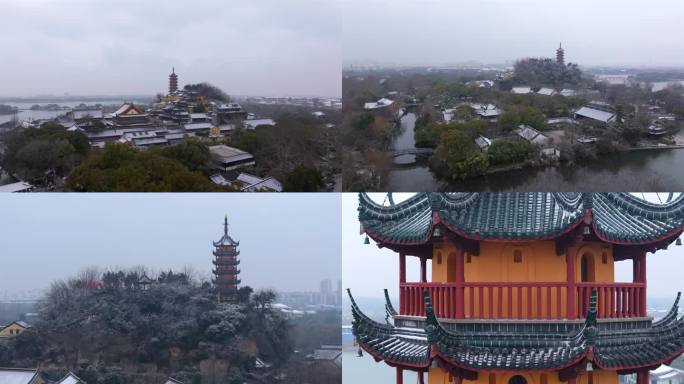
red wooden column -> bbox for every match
[566,246,577,319]
[567,377,576,384]
[420,257,427,283]
[399,254,407,315]
[636,369,649,384]
[637,251,647,316]
[454,243,465,319]
[418,370,425,384]
[396,367,403,384]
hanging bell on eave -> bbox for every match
[586,362,594,372]
[583,225,591,236]
[364,235,370,245]
[676,237,682,246]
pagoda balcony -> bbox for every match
[212,269,240,275]
[212,258,240,266]
[213,250,240,257]
[212,278,241,285]
[399,281,646,320]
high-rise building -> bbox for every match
[351,192,684,384]
[557,43,565,65]
[212,216,241,302]
[169,67,178,94]
[320,279,333,294]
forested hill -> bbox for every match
[0,272,292,384]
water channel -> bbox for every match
[387,113,684,191]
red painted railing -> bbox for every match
[399,281,646,319]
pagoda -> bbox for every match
[557,43,565,65]
[212,216,241,302]
[350,192,684,384]
[169,67,178,94]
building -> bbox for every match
[516,124,551,145]
[351,192,684,384]
[650,366,684,384]
[470,103,501,120]
[537,88,557,96]
[511,86,532,94]
[208,145,255,171]
[575,105,617,124]
[557,42,565,65]
[169,67,178,94]
[0,181,33,193]
[164,378,184,384]
[0,321,30,337]
[111,103,152,127]
[474,135,491,151]
[213,103,247,124]
[212,216,241,302]
[0,368,44,384]
[56,372,86,384]
[364,98,395,110]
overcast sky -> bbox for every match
[343,193,684,301]
[343,0,684,68]
[0,0,340,98]
[0,193,341,297]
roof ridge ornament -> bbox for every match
[582,193,594,211]
[581,288,598,346]
[384,289,398,321]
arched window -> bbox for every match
[581,253,595,282]
[513,250,523,263]
[508,375,527,384]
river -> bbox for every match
[0,99,149,125]
[387,113,684,191]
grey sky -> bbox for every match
[0,0,340,98]
[343,193,684,301]
[0,193,341,297]
[343,0,684,68]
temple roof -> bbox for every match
[214,216,239,247]
[359,193,684,245]
[349,289,684,372]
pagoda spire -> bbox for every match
[224,215,228,236]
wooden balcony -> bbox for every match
[399,281,646,320]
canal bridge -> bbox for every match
[392,148,435,157]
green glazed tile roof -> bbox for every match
[349,288,684,372]
[359,193,684,245]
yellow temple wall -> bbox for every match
[431,240,615,318]
[427,368,618,384]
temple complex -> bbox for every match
[111,102,152,127]
[212,216,241,302]
[350,192,684,384]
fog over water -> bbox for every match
[343,0,684,68]
[0,0,341,98]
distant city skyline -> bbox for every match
[343,0,684,68]
[0,193,341,296]
[0,0,341,98]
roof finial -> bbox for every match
[172,66,175,74]
[224,215,228,236]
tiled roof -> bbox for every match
[349,289,684,372]
[359,193,684,245]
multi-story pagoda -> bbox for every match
[557,43,565,65]
[350,193,684,384]
[212,216,241,302]
[169,67,178,94]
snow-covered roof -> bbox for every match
[516,124,550,145]
[57,372,85,384]
[237,173,283,192]
[73,109,103,119]
[190,113,208,120]
[512,86,532,94]
[475,135,492,150]
[243,119,275,129]
[183,122,213,131]
[537,88,556,96]
[0,181,33,193]
[470,103,501,117]
[364,98,394,110]
[575,106,616,123]
[0,368,40,384]
[560,89,577,97]
[210,174,229,186]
